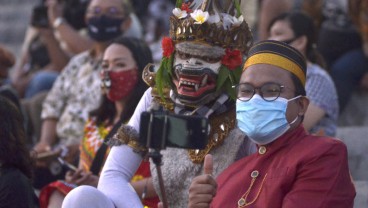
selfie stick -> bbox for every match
[146,112,169,208]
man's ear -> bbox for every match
[298,96,309,116]
[122,15,132,32]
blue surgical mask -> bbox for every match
[87,15,124,42]
[236,94,301,145]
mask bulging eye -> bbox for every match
[178,51,191,59]
[203,56,220,63]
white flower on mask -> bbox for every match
[222,13,233,29]
[190,10,209,24]
[222,14,244,29]
[173,8,187,19]
[208,13,220,24]
[233,15,244,26]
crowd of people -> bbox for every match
[0,0,366,207]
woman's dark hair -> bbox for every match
[268,12,327,69]
[90,37,152,125]
[0,96,33,179]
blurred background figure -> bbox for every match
[142,0,174,63]
[32,0,135,190]
[331,0,368,114]
[0,45,21,110]
[11,0,86,99]
[0,45,15,86]
[12,0,91,148]
[0,45,28,148]
[256,0,361,69]
[0,96,39,208]
[256,0,294,41]
[311,0,362,68]
[268,11,339,136]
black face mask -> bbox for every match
[87,15,124,42]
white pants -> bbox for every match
[62,145,144,208]
[62,186,115,208]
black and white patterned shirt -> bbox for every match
[41,51,102,146]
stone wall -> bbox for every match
[0,0,36,58]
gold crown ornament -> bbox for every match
[153,0,253,107]
[170,0,253,53]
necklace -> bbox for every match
[187,108,236,163]
[238,170,268,207]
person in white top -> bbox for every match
[63,0,254,207]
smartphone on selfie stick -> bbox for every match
[139,110,210,208]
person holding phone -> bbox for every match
[38,37,159,208]
[63,1,254,207]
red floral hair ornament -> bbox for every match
[217,48,244,99]
[162,37,175,58]
[156,37,175,101]
[221,48,242,70]
[181,2,192,13]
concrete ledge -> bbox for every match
[336,126,368,181]
[338,91,368,126]
[353,181,368,208]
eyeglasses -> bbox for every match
[87,6,125,18]
[233,83,290,102]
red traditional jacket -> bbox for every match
[211,125,356,208]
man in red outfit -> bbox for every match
[188,40,356,208]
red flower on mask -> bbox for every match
[162,37,174,58]
[181,2,192,13]
[221,49,242,70]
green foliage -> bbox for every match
[216,66,230,91]
[176,0,183,8]
[234,0,241,17]
[155,55,174,101]
[216,65,243,100]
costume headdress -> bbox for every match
[243,40,307,86]
[153,0,253,108]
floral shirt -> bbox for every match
[41,51,102,146]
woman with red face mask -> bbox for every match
[39,37,159,208]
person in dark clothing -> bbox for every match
[0,96,39,208]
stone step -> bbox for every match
[336,126,368,181]
[0,1,36,57]
[353,181,368,208]
[338,91,368,126]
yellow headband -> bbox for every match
[243,53,306,86]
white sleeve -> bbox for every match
[97,88,152,208]
[127,88,153,132]
[97,145,144,208]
